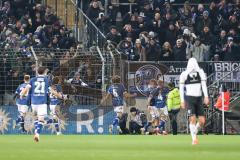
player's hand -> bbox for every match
[180,102,186,109]
[204,97,210,106]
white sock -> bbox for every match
[190,123,196,141]
[195,122,201,134]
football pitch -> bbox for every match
[0,135,239,160]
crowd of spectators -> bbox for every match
[85,0,240,61]
[0,0,77,53]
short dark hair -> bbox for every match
[52,76,60,85]
[37,66,46,75]
[24,75,30,82]
[112,75,121,84]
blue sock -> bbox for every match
[112,117,119,126]
[158,121,166,131]
[34,120,38,128]
[47,119,54,124]
[36,122,43,134]
[16,116,23,124]
[54,119,60,132]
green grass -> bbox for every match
[0,135,239,160]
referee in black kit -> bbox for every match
[179,58,209,145]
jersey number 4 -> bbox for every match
[34,81,45,94]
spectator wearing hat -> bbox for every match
[167,82,181,135]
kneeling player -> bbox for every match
[101,75,136,134]
[14,75,30,133]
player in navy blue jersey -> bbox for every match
[14,75,30,133]
[47,76,65,135]
[148,80,169,135]
[101,75,137,134]
[21,67,49,142]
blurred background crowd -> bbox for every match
[84,0,240,62]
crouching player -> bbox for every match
[47,76,65,135]
[101,75,137,134]
[21,67,49,142]
[14,75,31,133]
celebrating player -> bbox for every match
[101,75,137,134]
[179,58,209,145]
[148,80,169,135]
[21,67,49,142]
[14,75,30,133]
[47,76,65,135]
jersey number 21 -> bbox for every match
[34,81,45,94]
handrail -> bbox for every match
[70,0,106,39]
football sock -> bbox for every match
[36,121,43,134]
[54,119,60,132]
[190,123,197,141]
[112,117,119,126]
[158,121,166,131]
[47,119,54,124]
[20,117,26,132]
[195,122,200,134]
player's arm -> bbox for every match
[50,87,64,99]
[123,91,137,98]
[179,73,186,109]
[100,92,112,106]
[20,84,31,99]
[200,70,210,106]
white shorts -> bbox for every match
[32,104,48,117]
[50,105,57,116]
[17,104,28,114]
[148,106,160,119]
[159,106,168,116]
[114,106,124,113]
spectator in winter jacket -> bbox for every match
[145,39,161,61]
[173,39,187,61]
[192,38,207,62]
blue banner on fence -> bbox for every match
[0,105,115,134]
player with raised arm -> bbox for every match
[101,75,137,134]
[14,75,30,133]
[179,58,209,145]
[47,76,65,135]
[147,80,169,135]
[21,67,49,142]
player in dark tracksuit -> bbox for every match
[179,58,209,145]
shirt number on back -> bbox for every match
[34,81,45,94]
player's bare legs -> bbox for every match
[189,115,198,145]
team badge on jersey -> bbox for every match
[0,109,11,134]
